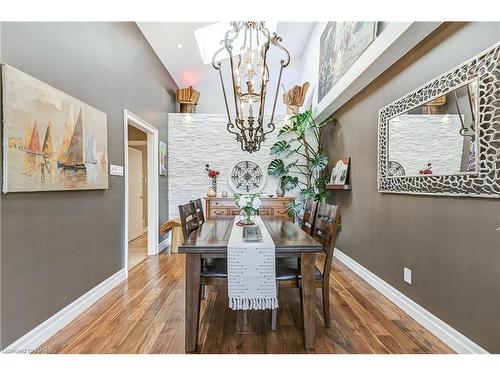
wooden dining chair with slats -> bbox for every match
[178,202,200,240]
[273,202,341,329]
[189,198,205,226]
[300,199,318,235]
[178,202,227,305]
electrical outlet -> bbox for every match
[404,267,412,284]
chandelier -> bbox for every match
[212,21,290,153]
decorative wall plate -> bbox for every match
[228,159,266,194]
[378,42,500,198]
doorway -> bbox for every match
[128,126,148,269]
[123,110,159,274]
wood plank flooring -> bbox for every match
[40,251,454,354]
[128,233,148,270]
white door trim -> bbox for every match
[123,109,159,274]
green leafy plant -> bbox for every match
[268,108,337,217]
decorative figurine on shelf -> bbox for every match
[176,86,200,113]
[205,164,220,197]
[234,193,262,225]
[283,81,310,115]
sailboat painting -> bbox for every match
[2,65,109,192]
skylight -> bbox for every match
[194,22,278,65]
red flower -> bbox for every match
[208,170,219,178]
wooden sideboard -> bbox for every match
[204,196,294,220]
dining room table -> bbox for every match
[178,217,324,352]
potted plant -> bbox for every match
[267,108,337,217]
[205,164,220,197]
[234,193,262,225]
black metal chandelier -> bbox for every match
[212,21,290,153]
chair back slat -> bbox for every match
[190,198,205,225]
[300,200,318,235]
[311,203,341,283]
[179,202,200,240]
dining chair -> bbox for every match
[178,202,200,240]
[273,202,341,328]
[189,198,205,226]
[178,202,227,303]
[300,200,318,235]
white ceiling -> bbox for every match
[137,22,316,113]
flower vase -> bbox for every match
[207,186,216,197]
[240,210,255,225]
[211,178,217,196]
[276,184,285,197]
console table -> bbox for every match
[204,196,294,220]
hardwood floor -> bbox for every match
[128,233,148,270]
[40,251,454,354]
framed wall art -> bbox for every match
[318,22,377,103]
[2,64,109,192]
[159,140,167,176]
[330,157,350,185]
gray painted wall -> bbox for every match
[322,22,500,352]
[0,22,177,347]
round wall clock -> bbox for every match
[228,159,266,194]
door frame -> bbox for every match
[123,109,159,273]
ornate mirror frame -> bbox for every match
[378,42,500,198]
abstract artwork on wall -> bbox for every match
[159,140,167,176]
[2,65,109,192]
[318,22,377,103]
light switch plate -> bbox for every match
[110,164,124,176]
[404,267,412,284]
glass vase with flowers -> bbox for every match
[205,164,220,197]
[234,193,262,225]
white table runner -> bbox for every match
[227,216,278,310]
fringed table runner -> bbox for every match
[227,216,278,310]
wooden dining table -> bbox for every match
[178,217,323,352]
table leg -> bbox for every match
[301,252,315,350]
[236,311,251,334]
[185,253,201,352]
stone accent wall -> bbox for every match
[168,113,295,219]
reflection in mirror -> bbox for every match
[388,80,478,177]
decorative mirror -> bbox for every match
[378,42,499,198]
[228,159,266,194]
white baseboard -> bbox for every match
[334,248,488,354]
[158,234,170,253]
[2,268,126,354]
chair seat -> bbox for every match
[201,258,227,278]
[275,257,322,281]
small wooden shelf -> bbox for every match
[326,184,352,190]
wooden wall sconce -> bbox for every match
[283,81,310,114]
[176,86,200,113]
[422,95,446,114]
